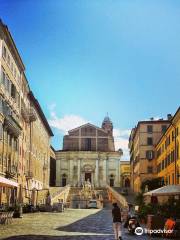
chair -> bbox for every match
[7,211,13,224]
[0,212,8,224]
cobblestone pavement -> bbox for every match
[1,208,165,240]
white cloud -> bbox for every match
[113,129,131,138]
[49,114,88,134]
[113,128,130,161]
[48,105,88,134]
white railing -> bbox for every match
[106,184,128,208]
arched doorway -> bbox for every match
[125,178,130,188]
[62,174,67,187]
[110,174,115,187]
[83,165,93,183]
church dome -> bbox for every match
[103,115,112,123]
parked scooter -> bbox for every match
[128,216,140,234]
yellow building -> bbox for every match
[156,107,180,185]
[0,19,53,206]
[120,161,130,188]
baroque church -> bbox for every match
[55,116,122,188]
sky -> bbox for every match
[0,0,180,160]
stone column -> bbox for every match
[69,159,73,186]
[116,159,120,187]
[95,159,99,187]
[56,160,61,186]
[103,159,107,186]
[78,159,81,187]
[91,172,94,188]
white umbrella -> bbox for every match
[144,185,180,196]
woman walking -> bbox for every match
[112,202,122,240]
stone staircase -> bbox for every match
[113,187,135,205]
[66,186,111,209]
[37,186,70,205]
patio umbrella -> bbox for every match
[144,185,180,196]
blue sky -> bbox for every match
[0,0,180,159]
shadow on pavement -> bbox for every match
[55,209,112,234]
[2,235,114,240]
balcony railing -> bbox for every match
[5,165,17,178]
[21,101,29,122]
[29,107,37,122]
[21,102,37,122]
[4,115,22,137]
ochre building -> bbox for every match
[156,107,180,186]
[0,20,53,205]
[120,161,130,188]
[56,117,122,188]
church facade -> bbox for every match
[55,116,122,188]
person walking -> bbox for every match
[112,202,122,240]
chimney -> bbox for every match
[167,114,172,120]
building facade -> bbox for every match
[50,146,56,187]
[156,107,180,186]
[0,20,53,205]
[129,118,170,193]
[56,117,122,188]
[120,161,130,188]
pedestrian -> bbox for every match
[112,202,122,240]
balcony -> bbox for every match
[4,115,22,137]
[25,171,33,179]
[21,102,37,122]
[21,101,29,122]
[5,165,17,179]
[29,107,37,122]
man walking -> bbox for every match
[112,202,122,240]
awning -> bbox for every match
[0,176,18,188]
[144,185,180,196]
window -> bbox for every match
[162,160,165,170]
[147,125,153,133]
[2,46,7,59]
[7,54,10,65]
[0,123,3,140]
[85,138,91,151]
[1,69,6,86]
[176,127,179,137]
[157,148,161,158]
[162,125,167,133]
[157,163,161,173]
[146,150,154,160]
[165,136,171,148]
[147,137,153,145]
[171,150,175,163]
[147,166,153,173]
[11,84,16,98]
[172,173,174,185]
[165,157,167,168]
[172,131,175,141]
[167,154,171,165]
